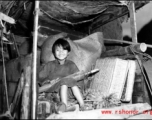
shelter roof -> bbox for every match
[0,1,149,37]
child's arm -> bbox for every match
[38,62,51,84]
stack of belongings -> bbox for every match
[84,42,152,110]
[87,57,136,108]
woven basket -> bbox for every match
[90,57,135,100]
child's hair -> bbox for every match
[52,38,71,55]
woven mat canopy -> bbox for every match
[0,1,149,37]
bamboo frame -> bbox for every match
[32,1,39,119]
[30,1,148,119]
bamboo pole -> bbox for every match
[32,1,39,119]
[11,73,24,117]
[129,1,138,43]
[39,69,99,93]
[0,27,9,111]
[104,38,152,49]
[20,66,31,119]
[101,43,147,57]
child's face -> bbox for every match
[55,45,69,60]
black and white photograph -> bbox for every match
[0,1,152,119]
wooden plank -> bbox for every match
[46,103,151,119]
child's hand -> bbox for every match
[50,78,60,85]
[42,79,50,85]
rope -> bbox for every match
[0,21,10,111]
[129,46,152,97]
[11,33,20,57]
[0,110,13,119]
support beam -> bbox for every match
[129,1,138,43]
[32,1,39,119]
[104,38,152,49]
[0,27,9,111]
[20,66,31,119]
[101,43,147,58]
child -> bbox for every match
[38,38,84,110]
